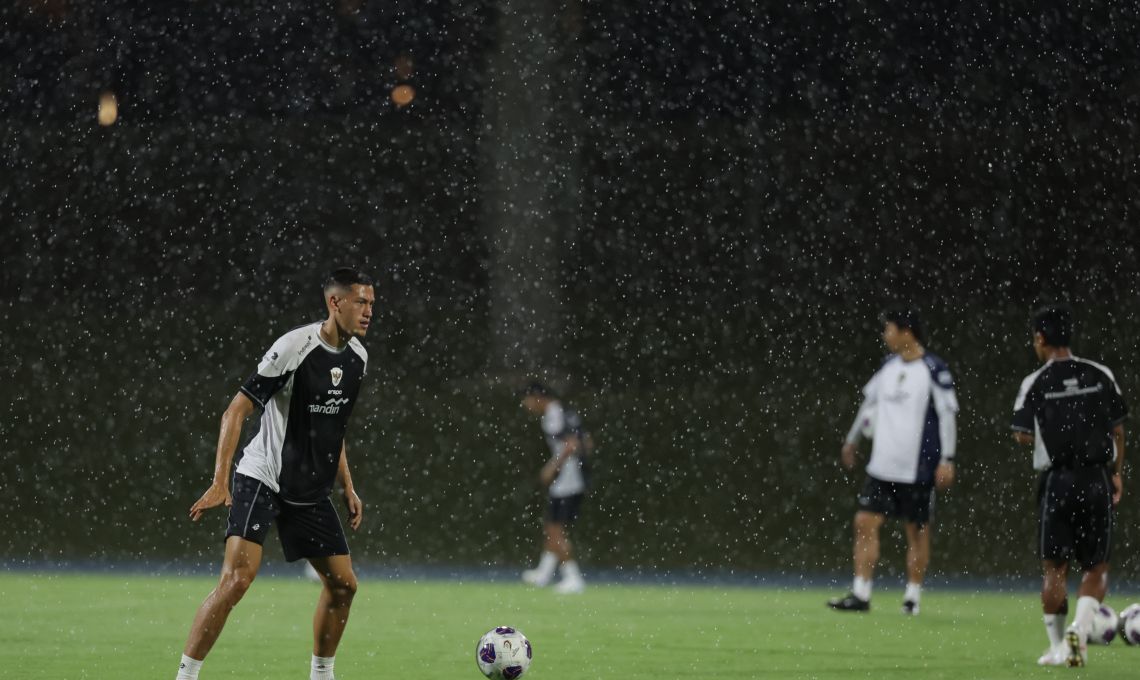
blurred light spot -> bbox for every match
[395,54,415,80]
[391,85,415,108]
[98,91,118,126]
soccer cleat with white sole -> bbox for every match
[901,599,920,616]
[521,568,553,587]
[553,578,585,594]
[1037,646,1067,666]
[1065,628,1087,667]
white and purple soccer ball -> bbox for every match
[1088,604,1118,645]
[1119,604,1140,646]
[476,626,533,679]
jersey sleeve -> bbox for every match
[1105,372,1128,425]
[240,334,301,408]
[929,361,959,460]
[1011,373,1039,433]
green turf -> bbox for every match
[2,572,1138,679]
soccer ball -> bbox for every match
[1088,604,1118,644]
[475,626,533,679]
[1119,604,1140,646]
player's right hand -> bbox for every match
[840,443,857,470]
[189,482,232,522]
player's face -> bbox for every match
[882,322,902,352]
[331,284,376,337]
[1032,331,1047,362]
[521,395,544,415]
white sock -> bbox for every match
[175,654,202,680]
[311,655,335,680]
[560,560,583,582]
[1044,614,1065,648]
[1072,596,1099,639]
[535,551,558,577]
[852,576,872,601]
[904,582,922,603]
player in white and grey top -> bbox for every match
[830,308,958,616]
[519,383,593,594]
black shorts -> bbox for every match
[225,473,350,562]
[857,475,935,526]
[1038,466,1114,569]
[546,494,584,525]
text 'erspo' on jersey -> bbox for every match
[542,401,589,498]
[1011,357,1127,471]
[236,322,367,504]
[847,353,959,485]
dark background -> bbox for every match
[2,1,1139,583]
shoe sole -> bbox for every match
[1065,630,1085,667]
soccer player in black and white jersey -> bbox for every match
[174,268,375,680]
[828,309,958,615]
[518,383,592,594]
[1011,306,1127,668]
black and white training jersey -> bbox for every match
[542,401,589,498]
[1012,357,1128,471]
[845,353,959,485]
[235,322,367,504]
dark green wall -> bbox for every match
[2,119,1138,581]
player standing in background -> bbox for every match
[518,383,593,594]
[828,308,958,615]
[175,268,375,680]
[1011,305,1127,668]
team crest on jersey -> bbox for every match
[330,367,343,386]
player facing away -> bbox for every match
[175,268,375,680]
[1011,306,1127,667]
[828,308,958,615]
[518,382,592,594]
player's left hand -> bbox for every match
[935,462,955,490]
[1111,472,1122,506]
[343,489,363,530]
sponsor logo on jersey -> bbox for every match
[331,367,343,386]
[309,396,350,414]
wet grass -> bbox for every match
[3,571,1139,679]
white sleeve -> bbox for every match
[932,385,959,461]
[844,375,880,444]
[844,401,875,444]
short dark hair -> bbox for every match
[516,382,557,399]
[323,267,374,296]
[881,307,925,344]
[1032,305,1073,347]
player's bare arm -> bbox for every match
[337,441,363,530]
[1112,424,1125,505]
[189,391,256,521]
[934,461,955,490]
[1013,431,1034,446]
[840,442,858,470]
[540,437,579,487]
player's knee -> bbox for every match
[327,576,358,603]
[219,569,256,602]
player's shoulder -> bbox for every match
[876,353,899,370]
[921,352,954,385]
[269,322,322,357]
[347,336,368,365]
[1018,362,1051,392]
[1072,356,1119,385]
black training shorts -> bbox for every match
[1038,466,1115,569]
[857,475,935,526]
[225,473,350,562]
[546,493,584,525]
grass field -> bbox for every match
[3,572,1139,679]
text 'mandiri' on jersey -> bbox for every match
[541,401,590,498]
[1011,356,1128,471]
[235,322,368,505]
[845,353,959,486]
